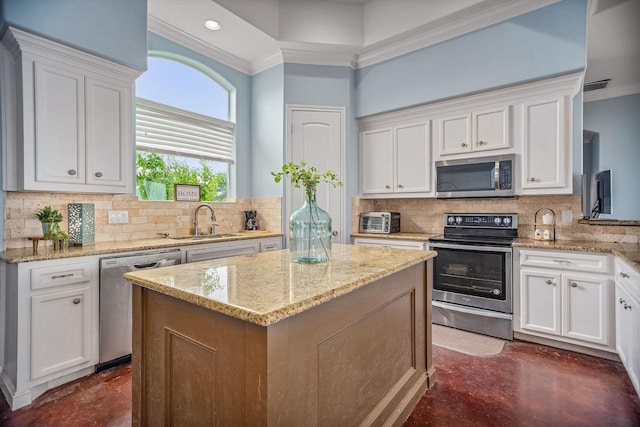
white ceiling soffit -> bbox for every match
[584,0,640,102]
[148,0,560,75]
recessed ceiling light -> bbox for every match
[204,20,221,31]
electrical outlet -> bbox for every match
[561,210,573,224]
[108,211,128,224]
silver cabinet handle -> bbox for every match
[398,184,404,189]
[620,298,626,304]
[461,142,468,148]
[553,259,571,264]
[68,169,77,176]
[570,282,578,288]
[332,231,338,236]
[528,177,536,182]
[385,185,391,189]
[624,303,632,310]
[72,298,81,305]
[52,273,74,280]
[545,279,554,285]
[478,140,485,146]
[620,272,630,278]
[95,172,103,178]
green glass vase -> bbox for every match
[289,188,332,263]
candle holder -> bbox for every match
[68,203,95,246]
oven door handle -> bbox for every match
[429,242,512,253]
[432,300,512,320]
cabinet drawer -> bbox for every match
[615,259,640,299]
[519,250,610,274]
[31,262,91,290]
[260,241,281,252]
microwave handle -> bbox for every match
[494,161,500,190]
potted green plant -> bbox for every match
[35,205,64,238]
[272,161,342,263]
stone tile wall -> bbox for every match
[352,195,640,244]
[4,192,282,250]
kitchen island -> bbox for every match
[124,244,436,426]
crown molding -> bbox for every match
[148,15,252,75]
[583,82,640,102]
[281,48,357,69]
[356,0,560,69]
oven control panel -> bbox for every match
[444,214,518,229]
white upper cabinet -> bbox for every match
[437,106,509,156]
[1,27,140,194]
[360,122,431,197]
[520,95,571,194]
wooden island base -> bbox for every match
[132,260,434,426]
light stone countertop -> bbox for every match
[124,244,436,326]
[0,231,283,264]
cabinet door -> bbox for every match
[563,275,611,345]
[473,107,509,152]
[360,129,394,193]
[519,269,561,335]
[31,286,92,380]
[437,114,471,155]
[395,123,430,193]
[33,61,85,185]
[521,97,570,193]
[616,282,640,395]
[85,78,132,189]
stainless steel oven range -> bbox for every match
[428,213,518,340]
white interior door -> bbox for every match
[287,106,345,244]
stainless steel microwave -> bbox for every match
[435,154,515,198]
[359,212,401,234]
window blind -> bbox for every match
[136,98,234,163]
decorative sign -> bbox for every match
[174,184,201,201]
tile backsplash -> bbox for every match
[353,195,639,244]
[4,192,282,250]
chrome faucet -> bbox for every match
[193,203,217,236]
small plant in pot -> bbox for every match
[35,205,64,238]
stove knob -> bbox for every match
[494,217,501,225]
[455,216,462,224]
[503,217,511,226]
[447,216,455,224]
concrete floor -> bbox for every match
[1,340,639,426]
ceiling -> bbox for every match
[147,0,640,101]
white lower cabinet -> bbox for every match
[352,237,427,250]
[615,259,640,396]
[515,249,614,352]
[0,257,100,410]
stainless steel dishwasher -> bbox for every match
[98,249,182,371]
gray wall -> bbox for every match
[584,93,640,220]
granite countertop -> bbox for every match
[514,238,640,274]
[124,244,436,327]
[0,231,283,264]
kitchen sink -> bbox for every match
[170,234,238,240]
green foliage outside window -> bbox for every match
[136,152,228,201]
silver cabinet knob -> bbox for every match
[528,177,536,182]
[68,169,77,176]
[461,142,468,148]
[478,140,486,146]
[385,185,391,189]
[95,172,103,178]
[570,282,578,288]
[545,279,554,285]
[332,231,338,236]
[72,298,81,305]
[398,184,404,189]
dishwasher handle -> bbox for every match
[128,258,180,271]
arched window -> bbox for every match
[134,56,234,201]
